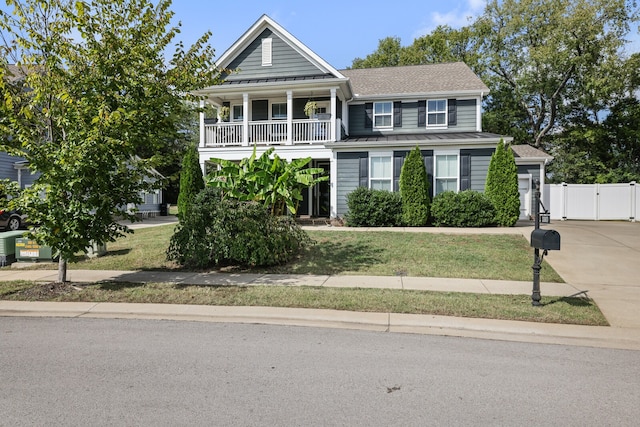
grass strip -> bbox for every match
[0,280,607,326]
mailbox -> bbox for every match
[530,229,561,251]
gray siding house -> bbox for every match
[195,15,551,220]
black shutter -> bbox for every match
[460,152,471,191]
[393,101,402,127]
[418,100,426,127]
[448,99,457,126]
[393,151,408,192]
[364,103,373,129]
[422,151,434,199]
[359,154,369,187]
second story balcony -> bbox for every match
[203,117,341,147]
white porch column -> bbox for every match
[200,160,206,178]
[286,90,293,145]
[330,151,338,218]
[330,88,337,141]
[242,93,249,147]
[199,100,205,147]
[341,98,348,140]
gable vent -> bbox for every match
[262,38,272,66]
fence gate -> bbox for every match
[547,182,638,221]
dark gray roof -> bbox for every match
[339,62,489,97]
[6,64,28,82]
[342,132,505,143]
[511,144,553,159]
[220,73,336,85]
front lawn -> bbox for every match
[61,224,562,282]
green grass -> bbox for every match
[56,225,562,283]
[0,280,607,326]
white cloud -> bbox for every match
[413,0,486,39]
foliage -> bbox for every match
[177,143,204,219]
[345,186,402,227]
[485,141,521,226]
[475,0,638,148]
[218,105,230,121]
[431,191,496,227]
[206,146,328,216]
[0,0,221,282]
[304,101,318,117]
[167,187,312,269]
[399,146,430,226]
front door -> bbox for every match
[313,160,331,217]
[518,175,531,220]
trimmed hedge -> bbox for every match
[167,187,311,269]
[430,190,496,227]
[346,186,403,227]
[485,141,521,226]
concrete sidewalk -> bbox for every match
[1,268,638,351]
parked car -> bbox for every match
[0,209,24,231]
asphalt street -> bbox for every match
[1,317,639,426]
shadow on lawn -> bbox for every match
[263,240,384,275]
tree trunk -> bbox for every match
[58,258,67,283]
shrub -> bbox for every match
[345,186,402,227]
[167,187,312,269]
[399,146,430,226]
[431,190,496,227]
[177,143,205,220]
[485,140,521,226]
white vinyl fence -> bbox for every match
[546,182,638,221]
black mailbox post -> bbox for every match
[530,180,561,306]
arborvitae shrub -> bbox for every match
[345,186,402,227]
[485,140,521,226]
[167,187,311,268]
[430,190,496,227]
[177,143,205,219]
[399,146,430,226]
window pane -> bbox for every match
[375,116,391,127]
[371,179,391,190]
[436,179,457,194]
[272,103,287,119]
[232,105,243,121]
[375,102,392,114]
[436,154,458,177]
[371,156,391,178]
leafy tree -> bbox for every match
[475,0,638,148]
[399,146,430,226]
[485,141,520,226]
[207,146,328,216]
[0,0,220,282]
[351,37,403,69]
[177,143,204,219]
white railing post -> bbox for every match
[242,93,249,147]
[561,182,567,220]
[287,91,293,145]
[330,88,337,141]
[199,100,205,147]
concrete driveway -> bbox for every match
[539,220,640,328]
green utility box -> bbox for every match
[0,230,27,266]
[15,238,56,262]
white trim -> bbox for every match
[373,101,393,130]
[426,99,447,129]
[433,149,460,195]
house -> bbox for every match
[194,15,551,221]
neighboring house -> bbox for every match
[1,65,164,217]
[194,15,551,220]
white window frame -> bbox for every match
[427,99,447,128]
[262,38,272,66]
[369,152,393,191]
[270,101,287,120]
[231,104,243,122]
[373,101,393,129]
[434,150,460,195]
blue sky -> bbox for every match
[168,0,488,69]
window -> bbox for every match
[262,38,272,66]
[232,105,243,122]
[373,102,392,129]
[271,102,287,120]
[435,153,458,195]
[370,156,392,190]
[427,99,447,127]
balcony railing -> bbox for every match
[203,119,334,147]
